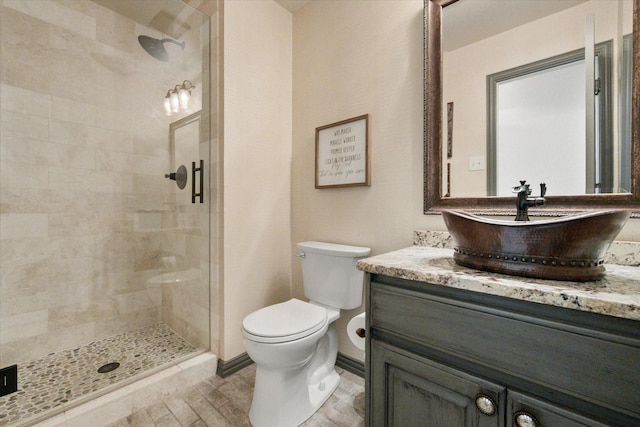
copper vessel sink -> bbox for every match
[442,209,630,281]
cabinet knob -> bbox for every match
[474,394,497,416]
[514,411,540,427]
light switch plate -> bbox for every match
[469,156,485,171]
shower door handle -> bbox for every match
[192,160,204,204]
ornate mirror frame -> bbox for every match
[424,0,640,216]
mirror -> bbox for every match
[424,0,640,215]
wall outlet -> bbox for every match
[469,156,485,171]
[0,365,17,397]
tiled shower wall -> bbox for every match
[0,0,210,366]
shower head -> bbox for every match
[138,35,185,62]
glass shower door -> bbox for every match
[0,0,211,423]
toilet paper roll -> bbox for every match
[347,312,366,351]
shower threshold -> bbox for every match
[0,323,199,426]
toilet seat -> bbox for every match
[242,298,327,343]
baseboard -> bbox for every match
[217,351,364,379]
[336,352,365,378]
[216,352,254,378]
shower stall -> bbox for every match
[0,0,217,424]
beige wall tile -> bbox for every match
[51,96,97,126]
[0,188,95,215]
[111,290,157,314]
[47,236,97,260]
[48,256,94,283]
[0,7,52,94]
[0,260,48,294]
[2,136,96,169]
[95,106,135,133]
[1,110,49,141]
[3,0,96,40]
[0,277,95,318]
[0,0,213,367]
[49,119,90,146]
[94,306,159,339]
[86,127,134,153]
[0,309,48,344]
[95,6,136,54]
[48,300,115,331]
[0,160,49,191]
[0,84,50,117]
[0,213,48,240]
[0,238,49,266]
[57,0,99,18]
[1,322,96,363]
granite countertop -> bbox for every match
[357,245,640,321]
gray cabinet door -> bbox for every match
[507,391,609,427]
[370,340,505,427]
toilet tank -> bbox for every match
[297,241,371,310]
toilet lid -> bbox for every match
[242,299,327,343]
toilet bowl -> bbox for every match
[243,299,340,427]
[242,242,370,427]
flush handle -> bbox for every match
[294,252,306,259]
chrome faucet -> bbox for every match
[513,180,546,221]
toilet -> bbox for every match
[242,241,371,427]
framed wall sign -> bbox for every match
[315,114,370,188]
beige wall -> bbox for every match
[290,0,640,363]
[222,0,293,359]
[220,0,640,363]
[291,0,443,361]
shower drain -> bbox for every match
[97,362,120,374]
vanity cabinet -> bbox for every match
[365,274,640,426]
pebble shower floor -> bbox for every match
[0,323,198,426]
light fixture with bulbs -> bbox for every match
[163,80,195,116]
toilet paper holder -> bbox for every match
[348,312,366,351]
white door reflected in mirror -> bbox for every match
[442,0,633,198]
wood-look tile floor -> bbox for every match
[107,364,365,427]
